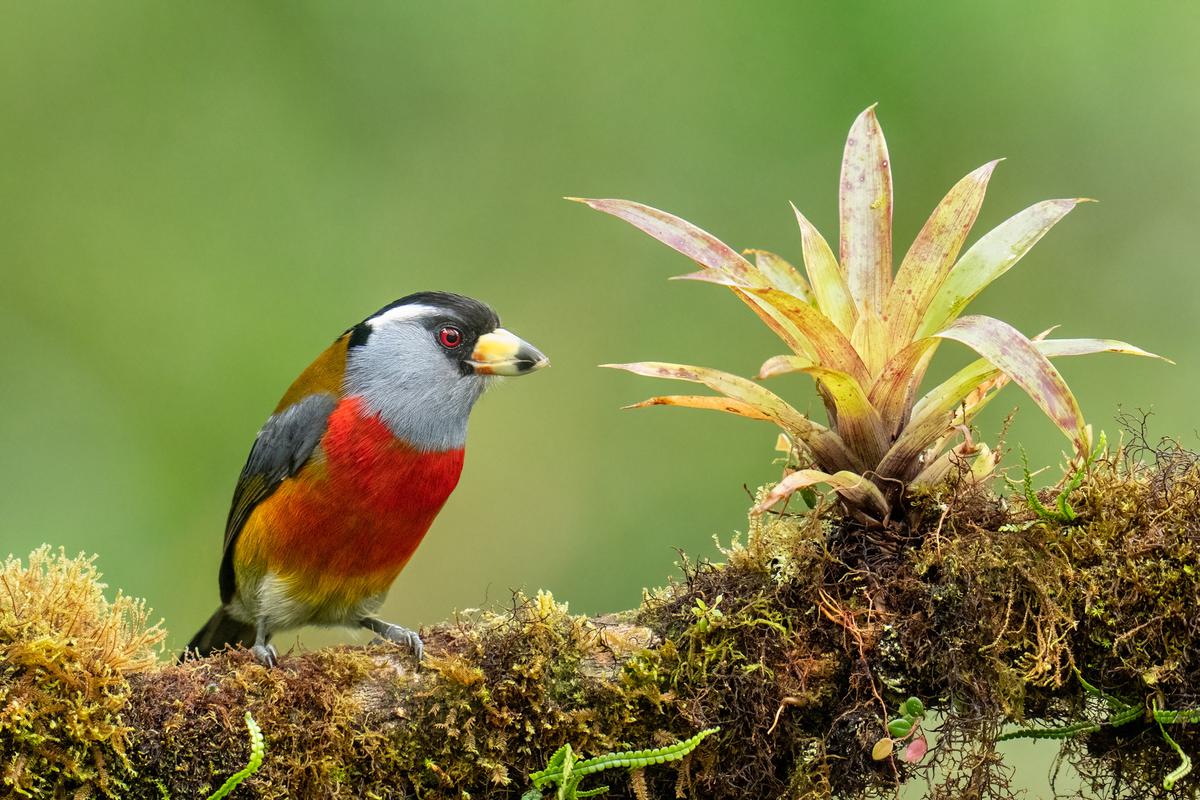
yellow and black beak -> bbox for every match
[468,328,549,376]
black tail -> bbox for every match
[183,606,256,660]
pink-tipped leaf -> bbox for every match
[933,315,1084,442]
[574,198,765,287]
[754,468,889,518]
[839,106,893,316]
[885,160,1000,344]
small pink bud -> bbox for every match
[904,736,928,763]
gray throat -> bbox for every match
[342,324,491,451]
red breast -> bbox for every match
[235,395,465,600]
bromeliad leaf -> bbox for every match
[851,309,889,378]
[754,469,889,518]
[911,440,996,488]
[917,199,1083,339]
[1037,337,1171,362]
[755,359,888,465]
[676,271,870,382]
[624,395,774,421]
[670,267,819,362]
[745,249,811,300]
[933,315,1085,442]
[868,338,940,438]
[885,160,1000,344]
[793,203,856,334]
[839,105,892,316]
[569,198,764,287]
[757,355,814,379]
[877,357,1000,481]
[802,366,889,466]
[606,362,862,472]
[747,287,871,384]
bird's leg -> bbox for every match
[250,618,278,667]
[360,616,424,661]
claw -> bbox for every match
[360,617,424,661]
[251,619,277,667]
[381,624,424,661]
[250,642,278,667]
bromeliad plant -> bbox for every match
[577,105,1166,519]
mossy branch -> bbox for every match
[6,446,1200,799]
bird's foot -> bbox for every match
[250,642,278,667]
[360,617,423,661]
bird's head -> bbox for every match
[342,291,548,450]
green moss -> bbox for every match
[0,547,165,798]
[9,439,1200,798]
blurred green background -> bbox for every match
[1,3,1196,790]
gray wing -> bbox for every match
[218,393,338,604]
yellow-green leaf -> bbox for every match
[757,355,813,379]
[877,357,998,481]
[745,286,870,384]
[851,309,889,378]
[755,358,889,464]
[868,338,940,439]
[793,203,856,334]
[745,249,811,300]
[911,440,994,488]
[677,272,869,383]
[1037,337,1171,362]
[885,160,1000,345]
[605,362,862,472]
[839,105,892,316]
[802,366,889,467]
[675,270,820,360]
[624,395,774,421]
[917,198,1081,338]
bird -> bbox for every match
[185,291,547,666]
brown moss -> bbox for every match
[8,439,1200,799]
[0,546,165,798]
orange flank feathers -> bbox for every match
[234,395,465,607]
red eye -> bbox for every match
[438,325,463,348]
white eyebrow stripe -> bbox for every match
[368,304,440,327]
